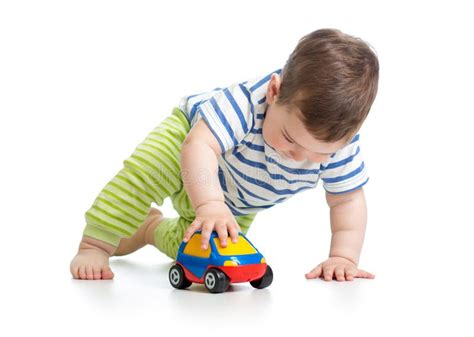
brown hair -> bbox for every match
[277,28,379,142]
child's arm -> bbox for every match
[305,187,375,281]
[180,119,241,250]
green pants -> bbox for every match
[83,107,257,260]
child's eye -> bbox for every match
[283,134,294,144]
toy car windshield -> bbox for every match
[213,236,257,256]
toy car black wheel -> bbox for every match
[250,265,273,289]
[204,268,230,293]
[169,264,192,289]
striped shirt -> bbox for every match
[178,69,369,216]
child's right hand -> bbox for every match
[183,200,241,250]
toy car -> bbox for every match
[169,230,273,293]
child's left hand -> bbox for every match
[305,256,375,282]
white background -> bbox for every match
[1,0,473,336]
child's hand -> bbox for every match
[183,200,241,250]
[305,256,375,282]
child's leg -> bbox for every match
[112,207,164,256]
[83,107,189,247]
[71,108,190,280]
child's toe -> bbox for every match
[70,265,79,279]
[102,267,114,280]
[79,265,87,279]
[93,267,102,280]
[86,266,94,280]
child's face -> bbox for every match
[262,74,347,163]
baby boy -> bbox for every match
[70,28,379,282]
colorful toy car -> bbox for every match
[169,231,273,293]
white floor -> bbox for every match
[3,192,473,336]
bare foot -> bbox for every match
[70,236,116,280]
[70,208,164,280]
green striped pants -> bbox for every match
[82,107,256,260]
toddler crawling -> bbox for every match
[70,28,379,282]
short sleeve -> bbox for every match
[195,82,255,154]
[319,134,369,194]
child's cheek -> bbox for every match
[272,137,287,151]
[262,128,274,145]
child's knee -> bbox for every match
[153,217,190,260]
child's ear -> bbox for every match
[267,73,282,104]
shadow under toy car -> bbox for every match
[169,231,273,293]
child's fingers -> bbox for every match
[334,266,345,281]
[227,223,240,244]
[183,219,202,242]
[305,264,322,279]
[345,266,357,281]
[200,221,214,249]
[215,222,228,247]
[323,265,336,281]
[356,269,375,279]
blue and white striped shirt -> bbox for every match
[178,69,369,216]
